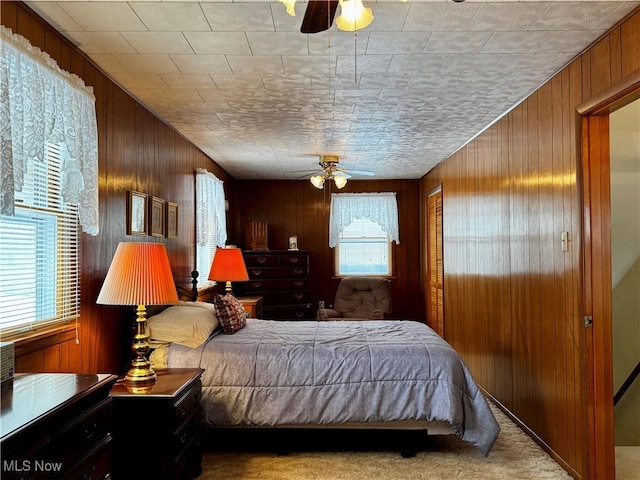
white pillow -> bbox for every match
[147,301,219,348]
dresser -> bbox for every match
[110,368,204,480]
[0,373,118,480]
[241,250,312,320]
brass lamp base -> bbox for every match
[124,304,157,393]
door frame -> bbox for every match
[578,70,640,480]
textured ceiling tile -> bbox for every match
[247,32,310,55]
[63,32,136,54]
[226,55,285,75]
[58,2,146,31]
[148,88,205,103]
[110,72,168,89]
[388,54,448,73]
[24,2,83,32]
[159,73,217,89]
[86,54,128,74]
[122,32,194,54]
[467,3,550,31]
[481,31,553,54]
[403,3,481,31]
[425,31,493,53]
[540,30,606,53]
[130,2,210,31]
[113,54,181,74]
[366,32,432,54]
[200,3,277,31]
[337,54,393,74]
[184,32,252,55]
[211,74,265,89]
[170,55,233,74]
[532,2,628,30]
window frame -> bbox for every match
[333,218,394,277]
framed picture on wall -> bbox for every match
[166,202,178,238]
[127,191,148,235]
[149,196,166,237]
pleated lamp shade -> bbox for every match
[97,242,179,306]
[208,247,249,293]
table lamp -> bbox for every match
[97,242,178,388]
[208,246,249,294]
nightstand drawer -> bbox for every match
[63,434,112,480]
[172,380,202,428]
[171,407,202,454]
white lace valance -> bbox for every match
[0,26,99,235]
[196,168,227,248]
[329,192,400,247]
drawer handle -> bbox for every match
[179,406,187,417]
[289,257,299,264]
[294,281,303,287]
[294,269,303,275]
[294,293,303,299]
[80,464,96,480]
[257,257,267,264]
[295,311,304,318]
[251,282,262,288]
[252,269,262,276]
[82,422,98,440]
[180,432,188,444]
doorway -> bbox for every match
[579,71,640,480]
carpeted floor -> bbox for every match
[199,405,573,480]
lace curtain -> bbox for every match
[329,192,400,247]
[195,168,227,248]
[0,26,99,235]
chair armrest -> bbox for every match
[317,308,341,320]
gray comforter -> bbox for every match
[167,319,500,455]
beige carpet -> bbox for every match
[199,405,573,480]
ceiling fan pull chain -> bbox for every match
[354,31,358,84]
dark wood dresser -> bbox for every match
[0,373,118,480]
[110,368,204,480]
[241,250,312,320]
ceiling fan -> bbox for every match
[297,154,375,189]
[300,0,373,34]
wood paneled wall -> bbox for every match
[420,7,640,480]
[2,2,234,375]
[233,180,423,320]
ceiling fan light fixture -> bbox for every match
[335,0,373,32]
[333,174,348,189]
[310,174,325,189]
[280,0,297,16]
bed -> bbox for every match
[148,299,500,457]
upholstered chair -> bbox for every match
[317,276,392,321]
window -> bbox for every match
[329,192,399,277]
[335,219,392,276]
[0,143,80,336]
[195,169,227,288]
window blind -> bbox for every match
[0,143,80,336]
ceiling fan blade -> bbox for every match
[301,0,339,34]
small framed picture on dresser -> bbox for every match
[149,196,166,238]
[166,202,178,238]
[127,191,148,235]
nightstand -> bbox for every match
[110,368,204,480]
[237,296,263,319]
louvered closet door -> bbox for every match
[427,189,444,337]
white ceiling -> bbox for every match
[25,0,640,180]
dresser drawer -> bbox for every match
[62,434,111,480]
[260,290,310,306]
[247,267,308,279]
[277,254,308,266]
[49,397,112,468]
[244,254,278,267]
[171,407,202,454]
[245,278,309,291]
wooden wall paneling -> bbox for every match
[621,10,640,75]
[538,82,559,449]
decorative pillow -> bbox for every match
[147,301,219,348]
[213,294,247,334]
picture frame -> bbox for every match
[166,202,178,238]
[127,191,148,235]
[149,196,166,238]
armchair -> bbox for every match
[317,276,392,321]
